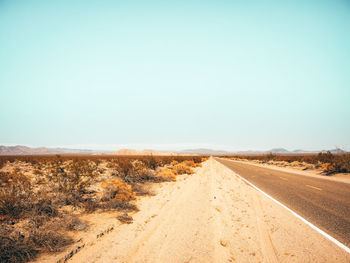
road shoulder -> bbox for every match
[221,158,350,184]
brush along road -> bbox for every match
[63,158,349,263]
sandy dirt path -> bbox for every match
[67,158,350,263]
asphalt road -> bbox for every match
[216,158,350,248]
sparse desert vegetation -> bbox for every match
[223,152,350,175]
[0,155,204,263]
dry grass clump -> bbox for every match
[0,171,32,219]
[157,169,177,181]
[173,162,193,175]
[43,159,97,195]
[0,225,39,263]
[131,182,153,196]
[156,158,204,181]
[101,178,136,202]
[29,227,72,252]
[98,178,138,212]
[64,216,89,231]
[290,161,301,167]
[320,163,335,174]
[170,160,178,166]
[0,223,73,263]
[112,159,157,183]
[117,214,133,224]
[184,160,202,167]
[0,169,79,262]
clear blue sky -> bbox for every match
[1,0,349,151]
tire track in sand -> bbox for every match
[120,160,218,262]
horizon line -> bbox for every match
[0,143,347,152]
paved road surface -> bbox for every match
[216,158,350,248]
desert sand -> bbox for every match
[37,158,349,263]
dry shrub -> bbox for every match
[31,199,59,218]
[184,160,195,166]
[170,160,178,166]
[131,183,153,196]
[113,159,155,182]
[130,160,154,182]
[100,178,137,212]
[45,159,97,195]
[157,169,176,181]
[102,199,138,211]
[186,160,202,168]
[290,161,301,167]
[0,224,73,263]
[0,155,210,262]
[173,162,193,175]
[0,159,7,170]
[0,171,32,219]
[112,159,133,179]
[106,161,117,169]
[117,214,133,224]
[302,163,315,170]
[83,200,100,213]
[29,228,72,252]
[142,155,158,169]
[101,178,135,202]
[320,163,335,174]
[0,225,38,263]
[64,216,89,231]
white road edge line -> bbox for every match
[231,169,350,254]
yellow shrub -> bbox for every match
[201,157,208,162]
[184,160,202,168]
[101,178,135,201]
[320,163,335,173]
[173,162,193,175]
[157,169,176,181]
[170,160,178,166]
[184,160,195,167]
[290,161,301,167]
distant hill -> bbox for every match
[0,145,58,155]
[178,148,230,155]
[110,149,177,156]
[0,145,93,155]
[179,148,348,155]
[49,147,94,154]
[268,148,289,153]
[1,145,347,156]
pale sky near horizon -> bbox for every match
[1,0,350,151]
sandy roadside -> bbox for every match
[224,158,350,184]
[39,158,350,262]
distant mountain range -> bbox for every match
[110,149,178,156]
[0,146,178,156]
[177,147,348,155]
[0,145,93,155]
[0,145,347,156]
[178,148,232,155]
